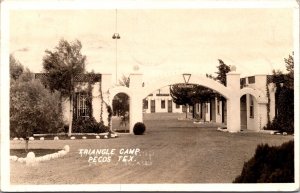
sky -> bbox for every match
[9,8,294,84]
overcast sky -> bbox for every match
[10,8,294,83]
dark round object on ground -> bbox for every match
[133,122,146,135]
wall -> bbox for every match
[215,100,223,123]
[62,97,70,125]
[92,82,101,123]
[241,74,271,130]
[205,102,210,121]
[268,83,276,121]
[246,94,258,130]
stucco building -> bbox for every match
[35,71,278,134]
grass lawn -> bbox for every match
[10,113,293,184]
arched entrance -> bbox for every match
[123,71,241,133]
[103,72,268,134]
[108,86,132,132]
[240,87,268,131]
[111,92,130,133]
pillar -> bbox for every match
[101,74,112,126]
[258,102,268,130]
[129,73,143,134]
[226,71,241,132]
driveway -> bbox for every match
[10,113,293,184]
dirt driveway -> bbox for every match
[10,113,293,184]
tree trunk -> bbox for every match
[68,95,73,136]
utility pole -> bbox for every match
[112,9,120,84]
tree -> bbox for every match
[42,39,86,136]
[215,59,231,86]
[284,53,294,89]
[264,54,294,133]
[170,84,194,118]
[10,73,63,151]
[10,54,24,80]
[118,74,130,87]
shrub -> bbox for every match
[133,122,146,135]
[10,76,64,138]
[72,117,109,133]
[264,86,294,133]
[233,140,294,183]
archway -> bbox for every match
[126,72,241,133]
[111,92,130,133]
[240,87,268,131]
[103,72,270,133]
[108,86,132,133]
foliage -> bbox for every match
[106,104,113,129]
[42,39,86,135]
[170,84,193,118]
[215,59,231,86]
[10,54,24,80]
[233,140,294,183]
[191,85,218,104]
[72,117,109,133]
[264,54,294,133]
[133,122,146,135]
[170,84,217,118]
[10,74,64,138]
[118,74,130,87]
[264,86,294,133]
[112,93,129,116]
[42,39,86,96]
[284,53,294,89]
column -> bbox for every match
[101,74,112,126]
[129,73,143,134]
[226,71,241,132]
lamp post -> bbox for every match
[112,9,120,84]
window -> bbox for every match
[205,103,208,113]
[248,76,255,84]
[161,100,165,109]
[249,96,254,118]
[176,104,180,109]
[143,99,148,109]
[76,93,90,118]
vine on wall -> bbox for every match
[99,81,104,123]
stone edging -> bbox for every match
[10,145,70,166]
[12,133,118,141]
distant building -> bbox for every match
[143,87,183,113]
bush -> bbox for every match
[264,116,294,134]
[233,140,294,183]
[10,76,64,138]
[133,122,146,135]
[72,117,109,133]
[264,86,294,133]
